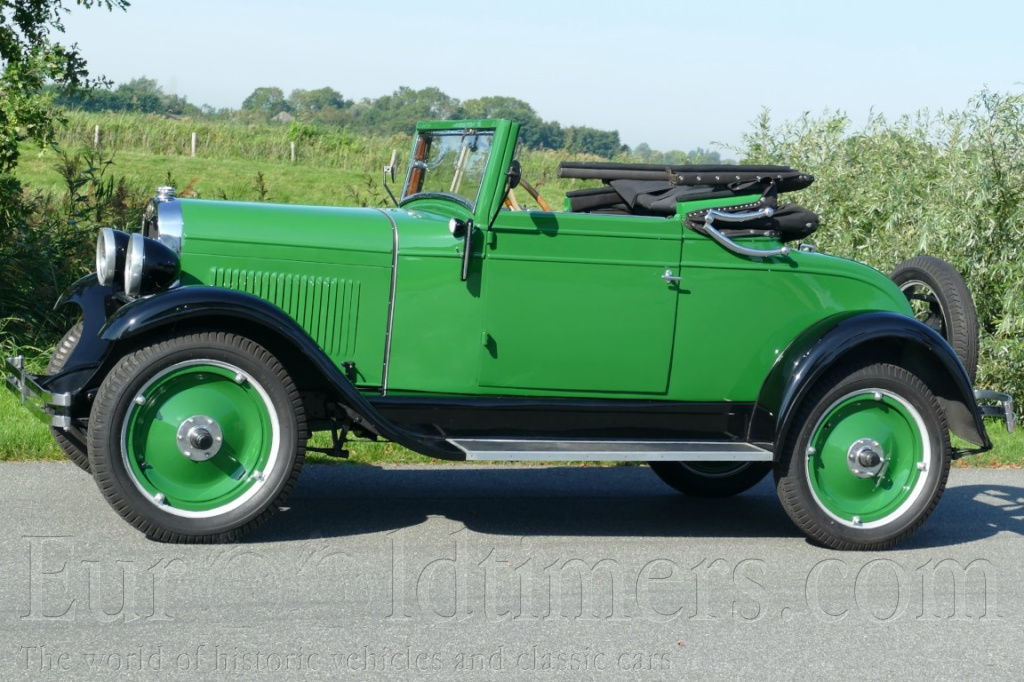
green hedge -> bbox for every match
[738,90,1024,397]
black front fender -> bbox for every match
[53,273,120,375]
[751,311,990,453]
[98,286,460,459]
[102,285,312,344]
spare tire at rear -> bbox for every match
[890,256,978,383]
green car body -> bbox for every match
[3,118,1015,549]
[175,184,908,402]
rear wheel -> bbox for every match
[87,331,307,542]
[775,361,950,550]
[47,321,90,472]
[649,461,771,497]
[890,256,978,383]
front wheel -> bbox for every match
[775,362,950,550]
[87,331,307,542]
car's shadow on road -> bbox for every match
[907,482,1024,548]
[252,465,1024,548]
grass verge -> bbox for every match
[2,383,1019,466]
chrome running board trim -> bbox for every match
[447,438,772,462]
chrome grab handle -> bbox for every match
[661,269,683,283]
[706,207,775,223]
[702,207,791,259]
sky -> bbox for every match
[60,0,1023,153]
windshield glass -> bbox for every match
[401,128,494,210]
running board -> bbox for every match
[447,439,773,462]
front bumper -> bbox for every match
[3,356,72,429]
[975,389,1016,434]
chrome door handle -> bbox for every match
[661,269,683,283]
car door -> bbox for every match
[477,210,683,395]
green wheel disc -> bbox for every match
[121,360,280,517]
[805,389,931,529]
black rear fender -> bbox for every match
[751,311,990,453]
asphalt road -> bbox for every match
[2,462,1022,681]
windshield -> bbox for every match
[401,128,494,210]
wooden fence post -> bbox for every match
[94,125,100,148]
[191,132,197,157]
[291,141,296,163]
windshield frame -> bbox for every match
[399,119,518,217]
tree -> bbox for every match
[0,0,130,176]
[51,76,200,116]
[241,86,290,119]
[463,96,543,143]
[563,126,626,159]
[1,1,130,347]
[632,142,654,162]
[461,97,570,149]
[112,76,162,112]
[289,87,350,116]
[354,86,463,135]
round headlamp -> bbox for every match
[95,228,129,287]
[124,233,181,298]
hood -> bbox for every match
[177,199,396,267]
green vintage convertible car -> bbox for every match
[4,118,1015,549]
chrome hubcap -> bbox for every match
[847,437,885,478]
[176,415,224,462]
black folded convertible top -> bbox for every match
[558,162,814,194]
[557,160,815,226]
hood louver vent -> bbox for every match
[212,269,360,357]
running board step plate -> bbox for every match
[447,439,772,462]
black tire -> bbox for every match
[87,331,307,543]
[890,255,978,383]
[47,321,91,472]
[775,361,951,550]
[649,461,772,497]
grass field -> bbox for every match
[16,112,594,212]
[18,147,381,207]
[2,384,1018,467]
[2,112,1019,469]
